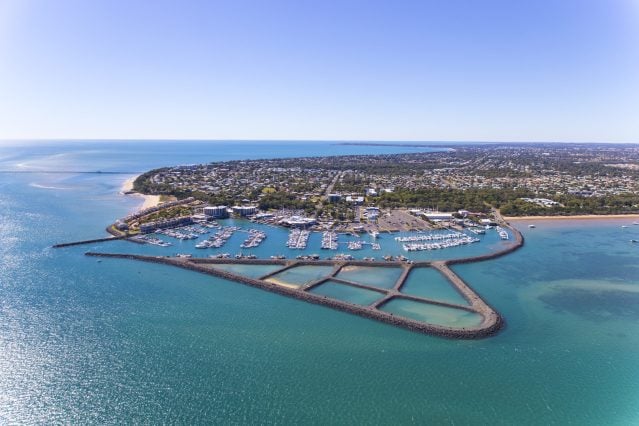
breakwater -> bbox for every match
[52,235,129,248]
[85,249,511,338]
[77,222,523,339]
[447,222,524,265]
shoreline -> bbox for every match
[120,175,161,210]
[505,214,639,221]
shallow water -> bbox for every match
[334,265,403,289]
[202,263,284,279]
[400,267,469,305]
[309,280,385,306]
[379,298,483,328]
[264,265,335,288]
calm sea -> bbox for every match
[0,141,638,424]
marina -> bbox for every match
[81,221,525,339]
[320,231,339,250]
[57,214,522,265]
[195,226,239,249]
[286,229,310,249]
[402,235,480,251]
[240,229,267,248]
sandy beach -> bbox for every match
[120,175,161,210]
[505,214,639,221]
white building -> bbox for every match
[279,215,317,227]
[365,206,380,220]
[345,196,365,204]
[423,212,454,221]
[204,205,229,218]
[232,205,258,216]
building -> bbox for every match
[279,215,317,228]
[191,214,208,223]
[521,197,560,207]
[254,212,275,220]
[204,205,229,219]
[327,193,342,203]
[232,205,258,217]
[423,212,454,221]
[114,220,129,231]
[365,206,380,220]
[345,195,364,205]
[139,215,193,234]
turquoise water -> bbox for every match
[400,267,470,305]
[379,298,483,328]
[335,265,403,289]
[202,263,284,279]
[265,265,335,288]
[1,141,639,424]
[309,280,384,306]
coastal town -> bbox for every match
[124,143,638,235]
[133,143,639,218]
[85,142,637,261]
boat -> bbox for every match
[631,239,638,243]
[621,225,628,228]
[528,224,536,228]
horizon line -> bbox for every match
[1,138,638,145]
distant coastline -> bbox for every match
[505,214,639,221]
[336,142,455,149]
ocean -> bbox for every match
[0,140,638,423]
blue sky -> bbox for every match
[0,0,638,142]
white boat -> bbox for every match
[528,224,536,228]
